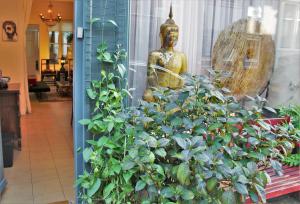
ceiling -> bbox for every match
[35,0,73,2]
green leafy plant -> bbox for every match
[279,105,300,129]
[76,42,135,204]
[120,74,299,204]
[282,153,300,166]
[78,70,300,203]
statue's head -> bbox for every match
[160,5,179,48]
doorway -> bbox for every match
[26,25,40,80]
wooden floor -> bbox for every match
[0,100,74,204]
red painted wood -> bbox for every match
[262,117,290,126]
[245,165,300,203]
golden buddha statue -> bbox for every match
[143,5,188,102]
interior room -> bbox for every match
[0,0,74,203]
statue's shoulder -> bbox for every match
[175,51,187,59]
[149,50,162,57]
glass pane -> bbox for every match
[63,31,73,44]
[62,44,72,58]
[49,43,59,63]
[129,0,300,107]
[48,31,59,44]
[280,20,296,48]
[283,3,299,19]
[295,22,300,49]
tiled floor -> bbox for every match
[0,100,74,204]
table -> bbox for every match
[41,71,57,86]
[56,81,72,96]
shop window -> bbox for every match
[129,0,299,106]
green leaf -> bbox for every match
[107,122,114,132]
[103,183,115,199]
[158,138,170,147]
[79,119,91,125]
[122,89,133,98]
[234,182,248,195]
[87,178,101,197]
[247,162,257,175]
[206,177,218,192]
[171,118,182,127]
[90,17,101,24]
[208,122,223,131]
[87,88,96,99]
[103,52,113,63]
[86,140,98,146]
[178,91,189,103]
[135,180,146,191]
[227,117,243,124]
[210,90,225,102]
[161,187,174,198]
[248,137,260,146]
[98,43,107,52]
[254,184,266,203]
[147,136,158,148]
[122,158,136,170]
[148,152,155,163]
[154,164,165,176]
[83,148,93,162]
[173,137,187,149]
[270,159,283,176]
[97,136,109,147]
[123,172,133,183]
[155,148,167,158]
[107,19,118,27]
[223,134,231,144]
[249,190,259,203]
[221,191,236,204]
[181,189,194,200]
[245,127,257,136]
[177,163,190,185]
[259,171,271,186]
[117,64,126,78]
[237,175,249,184]
[222,87,231,93]
[257,120,271,131]
[248,152,265,161]
[112,164,121,174]
[161,125,173,135]
[264,106,277,114]
[165,102,178,112]
[107,83,115,90]
[129,149,138,159]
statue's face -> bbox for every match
[162,26,178,47]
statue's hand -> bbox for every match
[143,89,155,102]
[157,58,165,67]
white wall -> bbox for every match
[0,0,31,114]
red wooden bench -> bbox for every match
[246,165,300,203]
[245,117,300,203]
